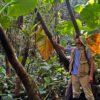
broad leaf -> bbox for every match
[61,0,64,3]
[2,94,13,100]
[44,77,50,84]
[0,16,12,30]
[56,19,82,36]
[86,33,100,56]
[35,27,54,61]
[41,66,51,70]
[0,67,3,74]
[87,0,98,4]
[80,3,100,29]
[74,4,84,13]
[81,26,95,32]
[45,0,64,4]
[4,0,37,16]
[45,0,54,4]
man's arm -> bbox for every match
[54,43,66,52]
[52,38,66,52]
[88,58,95,83]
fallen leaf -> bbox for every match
[35,27,54,61]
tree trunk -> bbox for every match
[64,83,72,100]
[5,56,11,76]
[0,25,41,100]
[65,0,81,38]
[17,16,23,28]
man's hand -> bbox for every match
[52,37,57,44]
[52,37,66,51]
[88,75,93,83]
[88,58,94,83]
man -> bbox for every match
[52,36,95,100]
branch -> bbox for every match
[65,0,81,38]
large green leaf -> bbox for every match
[45,0,54,4]
[56,19,82,36]
[44,77,51,84]
[87,0,98,4]
[76,19,82,29]
[0,1,14,15]
[0,16,12,30]
[80,3,100,29]
[61,0,64,3]
[45,0,64,4]
[56,21,73,36]
[0,67,3,74]
[74,4,84,13]
[2,94,13,100]
[81,26,96,32]
[5,0,37,16]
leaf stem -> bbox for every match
[0,1,16,15]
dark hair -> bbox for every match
[75,37,85,46]
[75,37,79,40]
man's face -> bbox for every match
[75,38,81,45]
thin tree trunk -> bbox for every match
[14,77,22,97]
[65,0,81,38]
[0,25,41,100]
[17,16,23,28]
[5,56,11,76]
[14,39,30,97]
[64,82,72,100]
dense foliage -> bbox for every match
[0,0,100,100]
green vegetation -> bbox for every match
[0,0,100,100]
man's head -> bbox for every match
[75,37,82,45]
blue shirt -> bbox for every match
[66,47,92,75]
